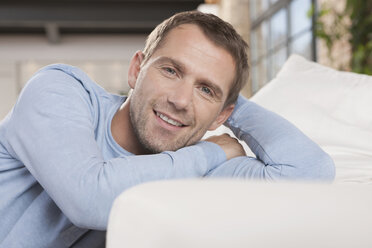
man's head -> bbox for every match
[126,11,249,153]
[143,11,249,107]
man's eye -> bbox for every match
[201,86,212,95]
[163,67,176,75]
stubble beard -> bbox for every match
[129,97,206,154]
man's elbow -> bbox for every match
[59,191,110,230]
[301,152,336,182]
[66,207,107,230]
[317,152,336,182]
[280,152,336,182]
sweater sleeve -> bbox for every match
[5,69,226,230]
[207,95,335,181]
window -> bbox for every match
[250,0,316,94]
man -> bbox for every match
[0,11,334,247]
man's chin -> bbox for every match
[143,143,185,154]
[141,138,200,153]
[136,128,207,153]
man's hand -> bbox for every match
[205,134,246,160]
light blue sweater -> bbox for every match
[0,64,335,247]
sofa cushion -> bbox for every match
[250,54,372,183]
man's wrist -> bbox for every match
[194,141,227,171]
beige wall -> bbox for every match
[0,34,146,119]
[218,0,252,97]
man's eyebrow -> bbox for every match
[155,56,225,100]
[154,56,186,74]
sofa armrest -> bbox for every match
[107,179,372,248]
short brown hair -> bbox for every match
[143,11,249,107]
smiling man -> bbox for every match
[0,11,334,248]
[113,23,237,155]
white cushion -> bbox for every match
[107,179,372,248]
[250,54,372,183]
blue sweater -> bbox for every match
[0,64,335,247]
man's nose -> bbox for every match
[167,81,193,110]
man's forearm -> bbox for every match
[207,95,335,181]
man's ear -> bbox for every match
[208,104,235,131]
[128,51,144,89]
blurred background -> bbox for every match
[0,0,371,119]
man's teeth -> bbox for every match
[157,112,183,127]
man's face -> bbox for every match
[128,24,236,153]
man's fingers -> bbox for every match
[205,133,246,159]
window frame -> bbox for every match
[250,0,317,93]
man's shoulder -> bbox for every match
[39,63,76,74]
[27,64,113,102]
[16,64,124,126]
[36,64,100,91]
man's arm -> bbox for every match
[206,95,335,181]
[5,69,226,230]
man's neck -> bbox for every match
[111,98,147,155]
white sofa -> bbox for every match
[106,55,372,247]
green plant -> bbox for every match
[346,0,372,75]
[311,0,372,75]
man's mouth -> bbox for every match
[155,111,185,127]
